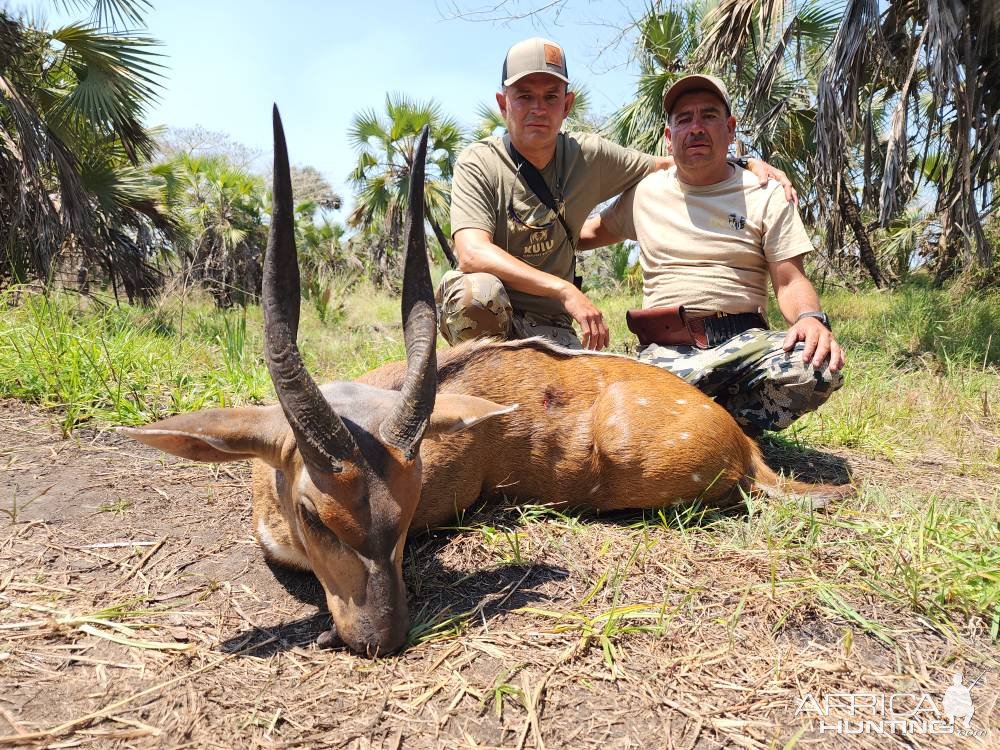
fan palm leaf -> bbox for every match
[347,93,463,277]
[1,2,168,299]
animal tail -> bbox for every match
[747,442,855,510]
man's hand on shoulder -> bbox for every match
[746,158,798,203]
[559,283,609,351]
[782,316,845,373]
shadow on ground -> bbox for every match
[759,434,854,485]
[221,550,567,657]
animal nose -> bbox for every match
[355,622,407,658]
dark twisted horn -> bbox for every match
[379,125,436,459]
[264,105,359,471]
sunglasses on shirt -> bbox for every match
[506,162,565,232]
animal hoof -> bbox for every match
[316,625,343,649]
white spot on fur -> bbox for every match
[589,484,601,495]
[636,397,649,406]
[604,413,630,444]
[603,386,632,444]
[676,398,687,404]
[692,473,702,483]
[257,518,309,570]
[703,403,711,410]
[679,432,690,440]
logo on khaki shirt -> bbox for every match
[707,213,748,231]
[523,228,556,258]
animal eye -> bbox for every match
[299,496,324,527]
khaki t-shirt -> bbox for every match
[600,166,814,314]
[450,132,656,317]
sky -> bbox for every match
[35,0,649,211]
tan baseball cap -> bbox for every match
[662,74,732,116]
[501,37,569,88]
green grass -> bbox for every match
[504,483,998,660]
[775,281,999,468]
[0,282,403,434]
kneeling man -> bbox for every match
[582,74,844,434]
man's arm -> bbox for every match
[578,214,624,251]
[768,255,844,372]
[454,228,609,351]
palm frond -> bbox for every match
[59,0,152,29]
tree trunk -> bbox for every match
[932,212,960,288]
[838,188,885,288]
[426,208,457,268]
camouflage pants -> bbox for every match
[436,270,582,349]
[639,329,843,432]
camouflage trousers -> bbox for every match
[639,329,843,433]
[436,270,582,349]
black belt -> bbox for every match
[687,311,768,348]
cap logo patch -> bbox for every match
[543,43,563,68]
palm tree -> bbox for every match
[610,2,839,187]
[607,3,709,156]
[699,0,1000,285]
[294,200,354,323]
[170,154,267,308]
[347,93,462,281]
[0,2,170,301]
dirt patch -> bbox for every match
[1,400,997,748]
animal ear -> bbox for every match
[119,406,289,467]
[425,394,517,437]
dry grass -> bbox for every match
[1,398,997,748]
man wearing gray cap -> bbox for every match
[581,74,844,434]
[438,38,792,351]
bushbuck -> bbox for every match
[123,109,851,657]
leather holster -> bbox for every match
[625,305,695,347]
[626,306,769,349]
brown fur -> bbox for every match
[356,337,851,530]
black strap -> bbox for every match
[503,134,582,288]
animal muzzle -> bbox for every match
[323,567,409,657]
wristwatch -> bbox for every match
[729,156,750,170]
[795,311,832,330]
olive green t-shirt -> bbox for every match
[450,132,657,317]
[600,166,814,315]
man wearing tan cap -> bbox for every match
[581,74,844,434]
[438,38,792,351]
